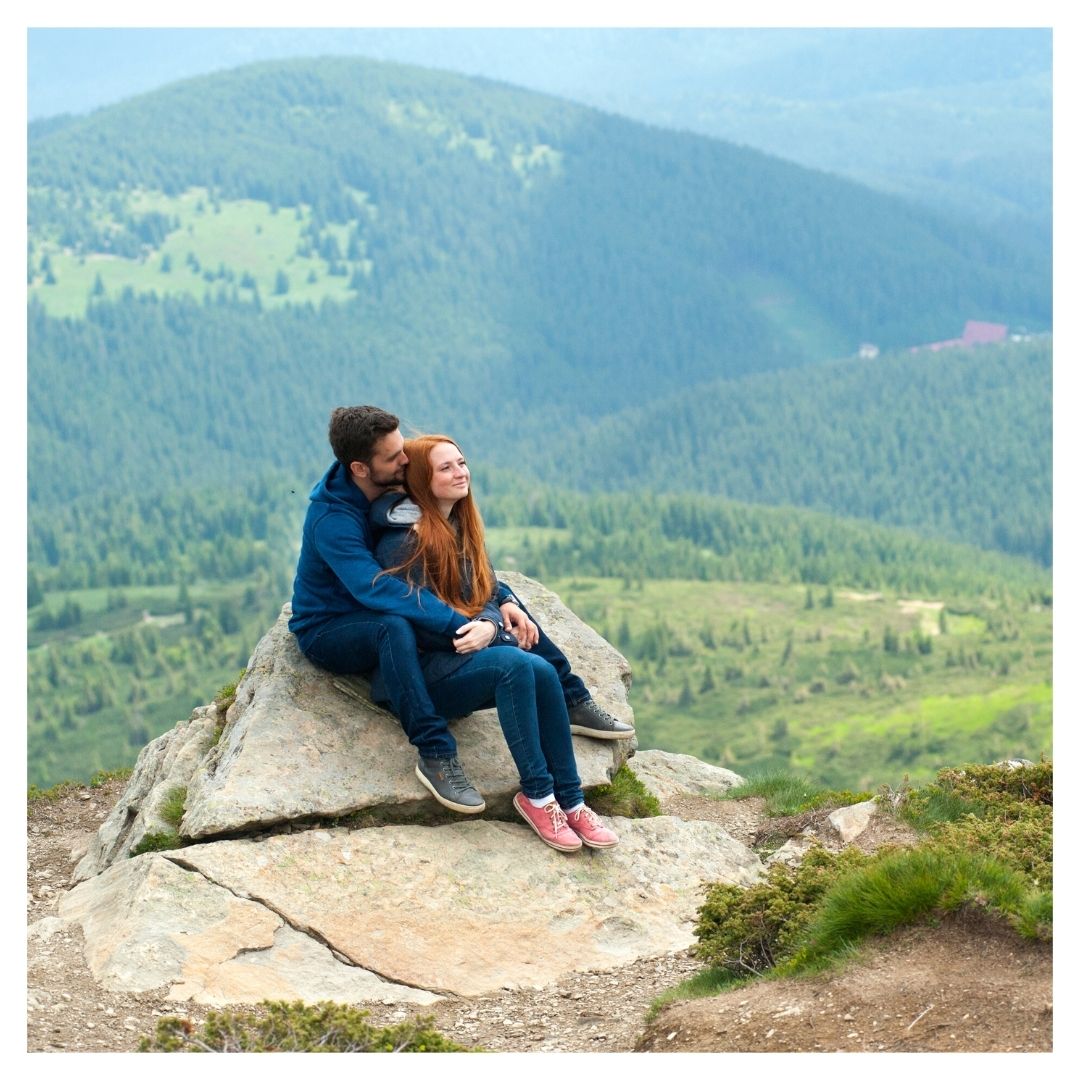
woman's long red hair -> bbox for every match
[388,435,495,618]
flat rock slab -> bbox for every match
[182,573,633,839]
[173,815,762,997]
[58,853,440,1007]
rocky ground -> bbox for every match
[27,778,1052,1053]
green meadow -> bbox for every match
[541,576,1051,791]
[28,187,370,318]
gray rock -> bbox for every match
[764,834,816,868]
[64,816,761,1002]
[827,799,877,843]
[72,704,222,882]
[182,574,633,840]
[59,853,440,1006]
[628,748,745,800]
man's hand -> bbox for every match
[454,620,498,653]
[500,602,539,650]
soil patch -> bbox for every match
[638,911,1051,1052]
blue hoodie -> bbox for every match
[288,461,471,652]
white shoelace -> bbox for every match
[544,801,571,833]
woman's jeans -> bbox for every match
[426,648,585,810]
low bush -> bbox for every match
[139,1001,472,1052]
[693,760,1053,987]
[898,760,1052,887]
[130,830,182,856]
[694,845,870,974]
[786,845,1047,970]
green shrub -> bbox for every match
[213,669,245,713]
[211,669,245,744]
[90,766,133,787]
[160,786,187,830]
[28,780,82,803]
[694,845,870,974]
[588,763,661,818]
[139,1001,473,1052]
[28,767,132,804]
[1014,890,1053,941]
[899,760,1052,886]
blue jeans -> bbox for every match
[426,648,585,809]
[523,601,590,708]
[298,612,458,759]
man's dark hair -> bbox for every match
[328,406,399,466]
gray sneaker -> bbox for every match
[567,698,635,740]
[415,755,486,813]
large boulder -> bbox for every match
[60,815,761,1002]
[61,572,768,1008]
[58,852,441,1006]
[75,573,634,879]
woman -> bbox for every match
[371,434,619,853]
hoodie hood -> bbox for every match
[309,461,370,511]
[369,491,421,528]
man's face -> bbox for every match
[363,429,409,488]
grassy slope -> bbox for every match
[29,189,362,319]
[542,576,1051,791]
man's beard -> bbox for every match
[370,470,406,490]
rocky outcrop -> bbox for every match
[60,815,761,1002]
[73,704,222,880]
[60,573,770,1007]
[75,572,634,880]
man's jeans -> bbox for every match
[425,647,585,809]
[523,601,591,708]
[299,612,458,759]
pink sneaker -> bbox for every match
[566,805,619,849]
[513,793,582,852]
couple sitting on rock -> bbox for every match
[288,406,633,853]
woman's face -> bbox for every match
[428,441,470,508]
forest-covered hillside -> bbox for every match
[541,338,1052,565]
[28,59,1047,401]
[26,56,1053,791]
[27,61,1051,558]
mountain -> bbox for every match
[28,57,1050,525]
[529,337,1052,566]
[28,28,1052,237]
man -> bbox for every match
[290,405,633,814]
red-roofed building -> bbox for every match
[909,320,1009,353]
[960,320,1008,345]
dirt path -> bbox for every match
[27,780,1051,1053]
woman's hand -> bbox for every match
[500,602,539,649]
[453,619,499,653]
